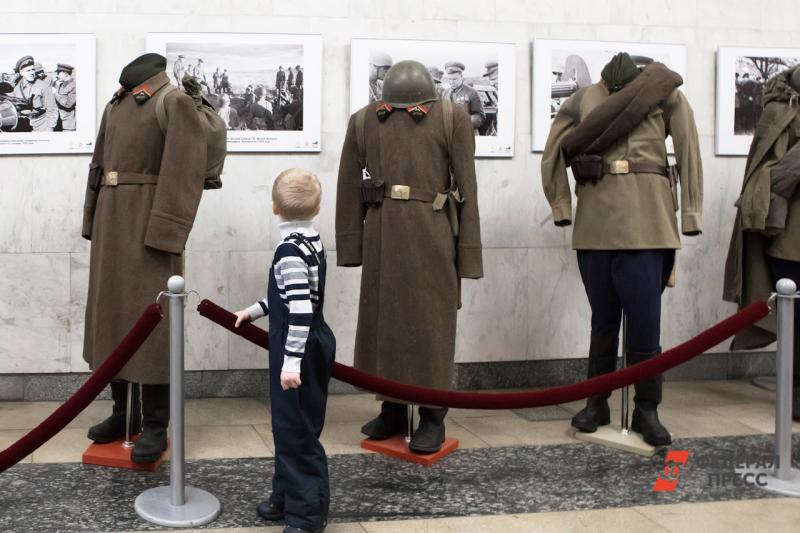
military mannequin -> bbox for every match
[442,61,485,132]
[82,53,207,462]
[11,55,58,132]
[724,65,800,421]
[542,53,703,446]
[336,60,483,454]
[368,51,393,103]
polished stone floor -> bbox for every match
[1,380,799,532]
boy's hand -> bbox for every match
[233,310,251,328]
[280,371,301,390]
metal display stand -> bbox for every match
[135,276,222,526]
[736,279,800,496]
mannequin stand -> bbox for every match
[361,404,459,466]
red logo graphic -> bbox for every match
[653,450,690,492]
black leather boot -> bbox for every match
[87,380,140,443]
[409,407,448,454]
[132,384,169,463]
[361,401,408,440]
[628,349,672,446]
[571,331,619,433]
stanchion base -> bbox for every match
[735,466,800,497]
[135,485,221,527]
[82,437,168,471]
[360,435,459,466]
[573,427,659,457]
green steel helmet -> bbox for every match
[380,60,438,108]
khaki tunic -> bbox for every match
[336,101,483,390]
[82,71,206,384]
[54,78,76,131]
[542,83,703,249]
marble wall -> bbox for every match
[1,0,797,375]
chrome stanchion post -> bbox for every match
[135,276,222,526]
[621,314,630,434]
[736,278,800,496]
[122,382,135,449]
[405,405,414,444]
[775,279,797,481]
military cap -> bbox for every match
[56,63,74,74]
[34,62,44,73]
[485,60,498,70]
[15,55,34,73]
[178,54,185,59]
[370,50,393,68]
[428,66,443,81]
[295,65,301,69]
[444,61,465,74]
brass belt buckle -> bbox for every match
[391,185,410,200]
[106,171,118,187]
[609,160,629,174]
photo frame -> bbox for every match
[0,33,96,155]
[531,39,687,152]
[715,46,800,155]
[147,32,322,153]
[350,38,516,158]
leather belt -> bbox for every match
[101,171,159,187]
[604,160,669,177]
[384,184,438,203]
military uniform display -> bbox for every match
[53,63,76,131]
[82,54,207,462]
[443,61,485,132]
[336,60,483,454]
[541,54,703,446]
[11,55,58,132]
[724,66,800,419]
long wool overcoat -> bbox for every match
[723,69,800,349]
[81,71,206,384]
[335,100,483,391]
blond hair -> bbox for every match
[272,168,322,220]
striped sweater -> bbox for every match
[246,221,324,374]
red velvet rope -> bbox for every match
[196,299,770,409]
[0,304,163,473]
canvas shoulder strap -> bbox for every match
[154,85,179,135]
[355,106,369,169]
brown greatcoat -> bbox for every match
[81,71,206,384]
[335,101,483,390]
[723,68,800,349]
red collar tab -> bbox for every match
[375,101,393,122]
[407,103,429,123]
[132,83,154,105]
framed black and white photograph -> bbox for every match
[147,33,322,153]
[531,39,687,152]
[716,46,800,155]
[0,34,95,155]
[350,38,516,158]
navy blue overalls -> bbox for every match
[267,233,336,530]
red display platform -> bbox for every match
[82,437,168,471]
[360,435,459,466]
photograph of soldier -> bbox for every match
[173,54,185,85]
[366,47,499,136]
[368,50,393,103]
[1,47,77,133]
[164,42,305,131]
[53,63,76,131]
[733,56,800,135]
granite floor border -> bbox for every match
[0,433,795,532]
[0,351,777,401]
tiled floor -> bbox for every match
[1,379,800,532]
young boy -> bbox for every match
[235,168,335,533]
